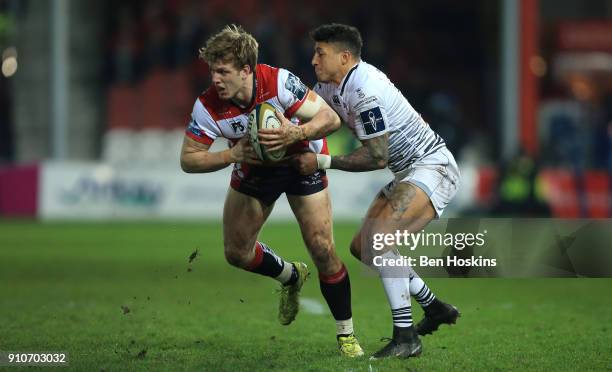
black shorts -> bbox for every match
[230,165,328,206]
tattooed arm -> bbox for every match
[291,133,389,174]
[330,134,389,172]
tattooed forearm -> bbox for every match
[331,134,389,172]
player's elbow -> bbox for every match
[375,157,388,169]
[180,161,193,174]
[180,156,197,173]
[373,154,388,169]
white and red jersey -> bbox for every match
[186,64,328,156]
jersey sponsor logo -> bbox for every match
[300,171,323,186]
[354,96,377,110]
[359,107,386,135]
[187,119,203,137]
[229,120,246,133]
[285,73,307,100]
[332,95,341,106]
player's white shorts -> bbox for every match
[381,146,460,217]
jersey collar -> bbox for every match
[339,62,360,96]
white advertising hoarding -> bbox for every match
[39,161,393,221]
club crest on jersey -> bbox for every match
[285,73,307,100]
[359,107,386,135]
[356,88,366,99]
[229,120,245,133]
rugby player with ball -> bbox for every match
[180,24,364,357]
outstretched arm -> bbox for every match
[330,134,389,171]
[292,134,389,175]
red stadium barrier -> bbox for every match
[108,84,141,129]
[476,166,498,206]
[140,69,167,129]
[108,69,192,131]
[539,169,610,218]
[166,69,192,128]
[584,172,610,218]
[0,164,39,217]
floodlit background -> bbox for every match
[0,2,611,370]
[0,0,610,219]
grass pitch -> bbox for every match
[1,221,611,371]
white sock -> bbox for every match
[378,250,413,328]
[336,318,354,336]
[275,261,294,284]
[407,266,436,308]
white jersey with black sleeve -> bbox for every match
[314,61,446,174]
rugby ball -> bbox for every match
[248,102,286,162]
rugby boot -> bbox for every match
[416,299,460,336]
[370,325,422,360]
[278,262,309,325]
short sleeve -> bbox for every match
[350,87,389,140]
[185,99,222,145]
[313,82,330,105]
[277,68,310,117]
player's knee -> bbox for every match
[308,232,336,266]
[223,246,250,268]
[350,235,362,261]
[311,249,334,269]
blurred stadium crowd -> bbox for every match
[0,0,610,218]
[97,0,610,217]
[102,0,497,161]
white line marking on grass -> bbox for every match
[300,297,325,315]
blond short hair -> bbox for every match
[199,24,258,71]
